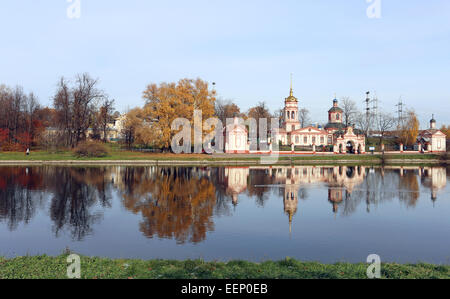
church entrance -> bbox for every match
[357,144,362,154]
[346,141,355,154]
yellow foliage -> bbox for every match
[142,78,216,149]
[440,125,450,139]
[398,110,419,146]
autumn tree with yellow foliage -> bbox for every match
[440,125,450,139]
[398,110,420,146]
[121,108,144,148]
[142,78,216,149]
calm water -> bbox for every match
[0,165,449,264]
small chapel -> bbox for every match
[417,116,447,153]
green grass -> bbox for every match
[0,145,444,163]
[0,255,448,279]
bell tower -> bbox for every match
[328,96,343,124]
[283,74,301,133]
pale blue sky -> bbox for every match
[0,1,449,128]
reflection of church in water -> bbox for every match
[222,165,447,232]
[419,167,447,202]
[223,165,367,231]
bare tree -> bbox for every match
[272,108,284,128]
[53,77,73,147]
[341,97,358,127]
[355,112,373,137]
[298,108,310,128]
[99,98,115,142]
[53,73,106,147]
[0,85,42,148]
[72,73,105,144]
[247,101,272,140]
[215,98,241,125]
[247,101,271,121]
[23,92,39,148]
[376,112,395,145]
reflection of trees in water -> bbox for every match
[118,167,217,244]
[0,167,112,240]
[398,170,420,208]
[0,165,444,242]
[0,168,45,231]
[209,168,233,217]
[344,168,421,215]
[345,168,395,215]
[247,169,273,207]
[298,188,309,200]
[49,168,112,241]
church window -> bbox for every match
[312,137,316,144]
[336,113,340,120]
[304,137,308,144]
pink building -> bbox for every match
[417,116,447,153]
[273,83,366,153]
[224,118,249,154]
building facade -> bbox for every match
[417,116,447,153]
[272,83,366,153]
[224,118,249,154]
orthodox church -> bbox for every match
[273,81,366,154]
[417,116,447,153]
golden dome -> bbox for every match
[285,74,298,102]
[285,88,298,102]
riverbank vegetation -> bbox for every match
[0,148,443,163]
[0,255,448,279]
[2,75,448,155]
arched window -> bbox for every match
[336,113,340,120]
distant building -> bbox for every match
[224,118,249,154]
[272,80,366,153]
[417,116,447,152]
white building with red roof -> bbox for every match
[417,116,447,152]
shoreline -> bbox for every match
[0,159,448,166]
[0,255,448,279]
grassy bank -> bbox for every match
[0,255,449,279]
[0,149,444,163]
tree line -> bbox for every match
[123,80,429,149]
[1,75,447,152]
[0,73,119,151]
